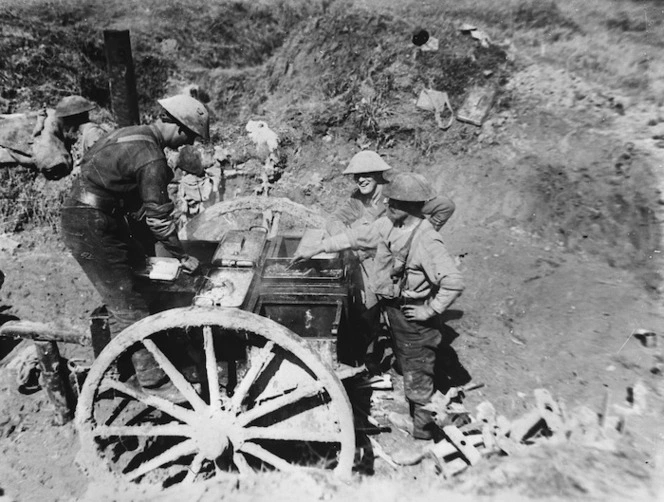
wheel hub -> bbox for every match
[193,412,234,459]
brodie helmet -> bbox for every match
[342,150,393,175]
[54,96,95,119]
[382,172,436,202]
[158,95,210,141]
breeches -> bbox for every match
[383,304,441,405]
[61,202,165,387]
[60,201,150,336]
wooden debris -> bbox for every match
[382,387,629,477]
[534,388,564,434]
[443,425,482,465]
[34,341,74,425]
[599,388,610,428]
[439,457,469,478]
[456,85,496,126]
[357,374,393,390]
[369,437,398,469]
[428,433,484,460]
[508,409,543,443]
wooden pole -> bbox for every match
[0,320,89,345]
[103,29,140,126]
[34,341,74,425]
[90,305,111,358]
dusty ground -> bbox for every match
[1,0,664,501]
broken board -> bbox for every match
[456,85,496,126]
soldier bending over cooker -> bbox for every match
[60,95,209,400]
[294,172,464,441]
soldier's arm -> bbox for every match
[422,237,464,315]
[137,160,187,260]
[293,217,385,262]
[422,194,455,231]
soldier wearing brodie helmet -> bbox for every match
[60,94,209,401]
[326,151,456,373]
[53,95,106,154]
[294,172,464,440]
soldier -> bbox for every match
[294,172,464,440]
[30,95,108,180]
[326,150,456,373]
[53,95,107,155]
[60,94,209,400]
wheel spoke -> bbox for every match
[244,426,341,443]
[230,341,275,411]
[203,326,222,411]
[184,452,205,483]
[238,382,325,426]
[92,424,193,438]
[104,379,194,424]
[239,442,297,473]
[233,451,252,476]
[102,397,131,426]
[126,439,197,481]
[142,338,208,412]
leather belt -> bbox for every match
[380,297,428,307]
[74,189,121,215]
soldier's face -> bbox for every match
[164,122,196,148]
[175,126,196,147]
[354,173,379,195]
[386,198,409,225]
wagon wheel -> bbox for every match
[75,307,355,485]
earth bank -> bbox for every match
[1,0,663,501]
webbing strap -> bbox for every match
[116,134,154,144]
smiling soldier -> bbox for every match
[325,151,456,373]
[295,172,464,440]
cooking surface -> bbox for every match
[194,267,255,307]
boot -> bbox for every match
[388,408,435,440]
[412,403,435,440]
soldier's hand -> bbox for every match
[290,253,309,266]
[401,305,435,322]
[180,255,200,275]
[291,245,322,265]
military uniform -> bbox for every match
[326,150,457,370]
[61,125,189,387]
[321,215,464,438]
[76,122,107,154]
[328,184,455,308]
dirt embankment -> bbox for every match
[2,0,661,281]
[0,0,663,501]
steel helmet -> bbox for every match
[54,95,95,118]
[342,150,393,175]
[158,95,210,141]
[383,172,436,202]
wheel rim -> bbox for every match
[75,307,355,484]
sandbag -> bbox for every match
[0,112,36,155]
[30,109,72,180]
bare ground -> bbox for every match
[1,0,664,501]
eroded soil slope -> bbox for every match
[1,0,663,501]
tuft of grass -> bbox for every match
[0,167,70,233]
